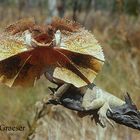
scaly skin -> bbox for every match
[81,85,125,110]
[52,83,125,127]
[81,85,125,126]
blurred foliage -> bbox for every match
[0,0,139,15]
[124,0,139,16]
[0,0,140,140]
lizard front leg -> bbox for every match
[53,83,72,99]
[49,83,72,103]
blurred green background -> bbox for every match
[0,0,140,140]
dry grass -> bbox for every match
[0,5,140,140]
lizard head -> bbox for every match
[107,93,140,131]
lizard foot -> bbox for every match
[48,87,57,95]
[98,103,115,127]
[48,84,71,104]
[47,93,62,104]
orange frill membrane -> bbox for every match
[0,17,104,87]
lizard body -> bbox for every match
[50,83,125,126]
[81,85,124,110]
[47,82,140,130]
[81,85,125,126]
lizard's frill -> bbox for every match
[0,17,105,88]
[53,26,105,87]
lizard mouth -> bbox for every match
[107,93,140,131]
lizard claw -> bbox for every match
[48,87,56,95]
[48,95,62,105]
[98,103,115,127]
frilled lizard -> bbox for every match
[0,17,140,130]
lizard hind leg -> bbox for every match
[82,92,115,128]
[98,102,115,128]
